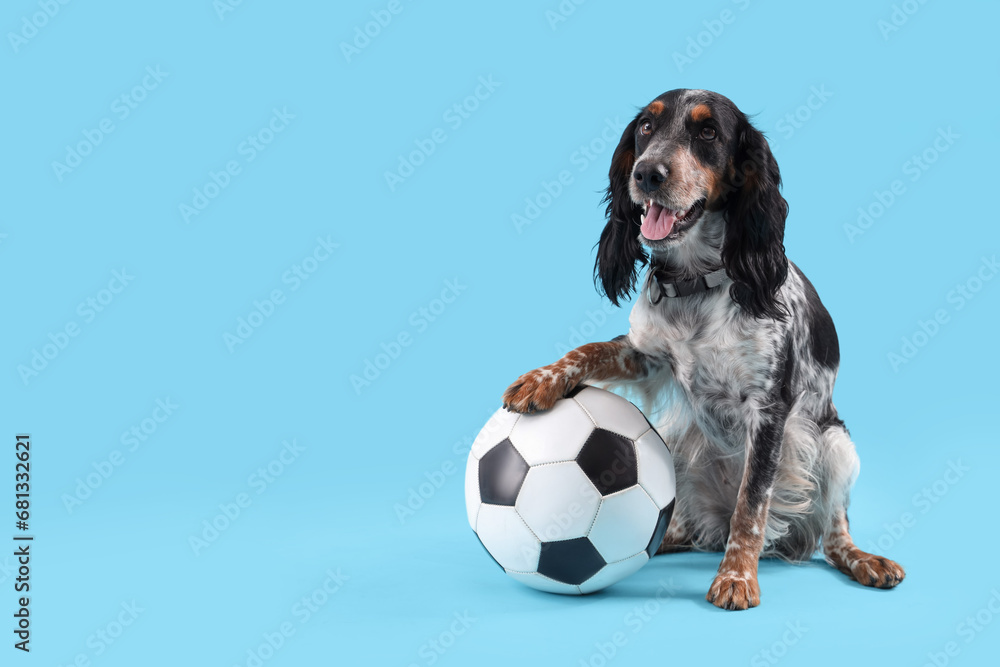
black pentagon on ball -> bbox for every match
[537,537,606,585]
[645,499,676,558]
[576,428,638,495]
[478,438,529,506]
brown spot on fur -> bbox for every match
[698,157,740,211]
[704,169,725,209]
[648,100,665,115]
[668,147,727,209]
[691,104,711,122]
[610,145,635,187]
[710,158,742,210]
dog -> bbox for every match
[501,89,904,610]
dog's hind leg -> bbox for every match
[820,424,905,588]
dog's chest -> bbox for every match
[628,285,777,414]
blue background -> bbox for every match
[3,0,999,665]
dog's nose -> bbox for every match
[633,161,667,194]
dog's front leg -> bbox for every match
[502,336,649,413]
[706,402,788,610]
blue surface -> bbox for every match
[3,0,999,664]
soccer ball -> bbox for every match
[465,385,676,594]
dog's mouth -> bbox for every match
[639,198,706,241]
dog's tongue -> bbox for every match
[641,201,678,240]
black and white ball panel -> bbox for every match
[645,499,675,558]
[466,407,521,530]
[537,537,605,585]
[477,439,528,506]
[577,428,638,495]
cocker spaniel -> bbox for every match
[502,89,904,610]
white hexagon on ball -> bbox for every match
[506,571,581,595]
[572,386,652,441]
[515,462,601,542]
[634,429,677,509]
[470,407,521,460]
[475,504,540,573]
[508,398,594,465]
[588,485,661,563]
[464,454,481,530]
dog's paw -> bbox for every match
[502,367,573,414]
[841,552,905,589]
[706,572,760,611]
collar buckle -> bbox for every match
[647,267,728,304]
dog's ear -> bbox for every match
[595,115,647,306]
[721,118,789,321]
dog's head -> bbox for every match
[595,89,788,319]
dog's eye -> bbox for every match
[639,121,653,136]
[699,127,717,140]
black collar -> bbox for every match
[647,266,729,304]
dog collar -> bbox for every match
[647,267,729,304]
